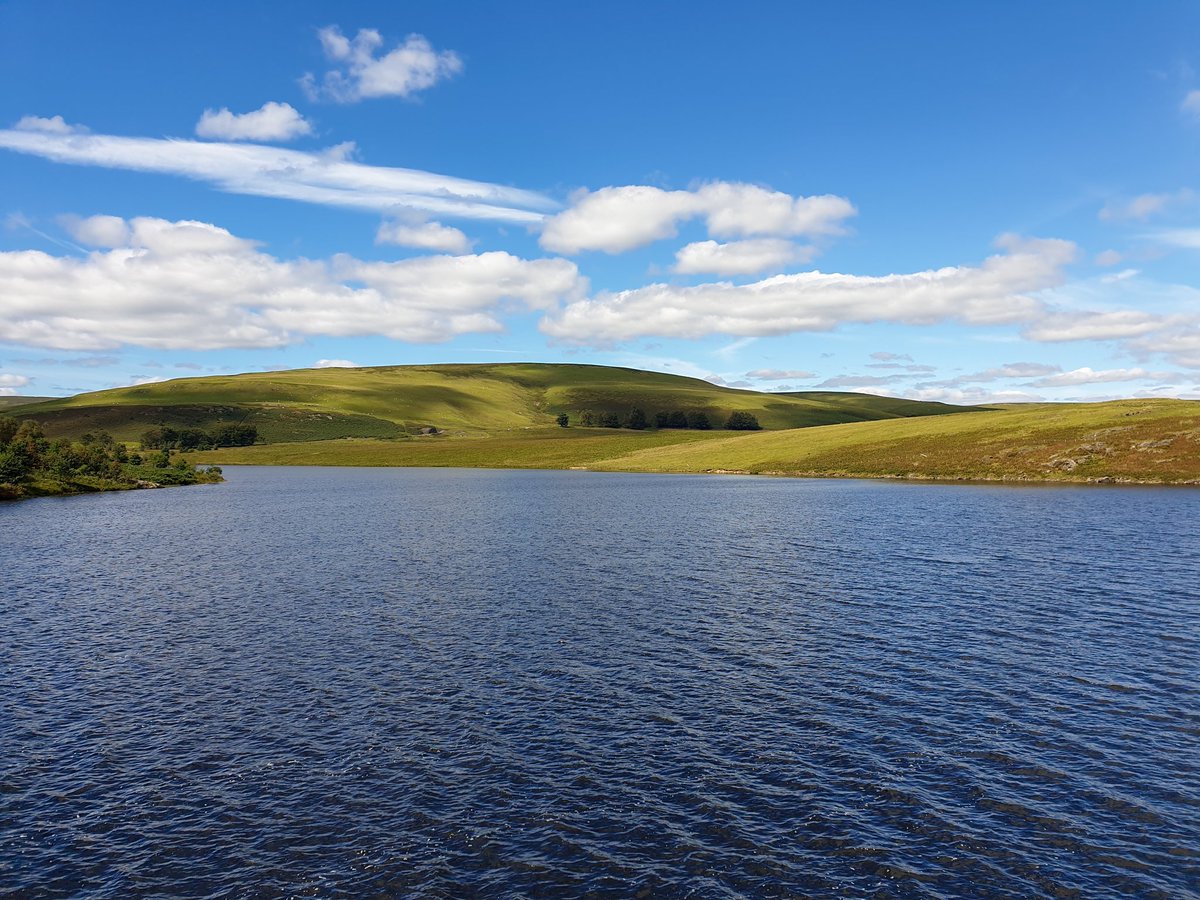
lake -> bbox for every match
[1,467,1198,896]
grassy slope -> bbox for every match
[15,363,969,441]
[584,399,1200,484]
[0,396,56,409]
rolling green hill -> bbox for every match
[587,399,1200,484]
[13,363,971,442]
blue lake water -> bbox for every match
[1,466,1198,896]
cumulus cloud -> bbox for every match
[541,235,1077,343]
[376,215,471,253]
[0,125,555,223]
[746,368,816,380]
[0,374,32,392]
[0,216,585,351]
[196,102,313,142]
[1024,366,1185,387]
[673,239,811,275]
[314,359,358,368]
[302,28,462,103]
[60,213,130,247]
[540,182,856,254]
[14,115,85,134]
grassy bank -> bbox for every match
[192,427,732,469]
[587,399,1200,484]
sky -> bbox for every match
[2,0,1199,403]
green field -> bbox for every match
[14,363,969,442]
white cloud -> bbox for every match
[1182,89,1200,118]
[314,359,358,368]
[816,374,907,389]
[15,115,85,134]
[1022,310,1164,342]
[870,351,912,362]
[1099,189,1193,222]
[746,368,816,380]
[302,28,462,103]
[924,362,1061,387]
[130,376,167,386]
[1094,249,1122,266]
[1153,228,1200,249]
[1128,324,1200,369]
[539,182,856,254]
[541,235,1077,343]
[0,126,555,223]
[1025,366,1184,387]
[0,216,585,351]
[899,386,1044,405]
[195,102,313,142]
[0,374,31,389]
[673,239,810,275]
[59,213,130,247]
[376,216,471,253]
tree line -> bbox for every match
[139,424,257,450]
[567,409,761,430]
[0,418,220,489]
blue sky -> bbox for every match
[2,1,1199,402]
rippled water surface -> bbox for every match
[2,467,1199,897]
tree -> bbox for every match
[687,411,711,430]
[578,410,596,427]
[726,411,762,430]
[625,407,647,430]
[654,411,670,429]
[0,416,19,446]
[599,412,621,428]
[667,410,689,429]
[556,413,569,428]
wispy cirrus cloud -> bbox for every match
[0,123,556,223]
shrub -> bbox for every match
[726,411,762,430]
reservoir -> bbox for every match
[2,467,1198,895]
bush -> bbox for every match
[599,412,621,428]
[556,413,569,427]
[625,408,647,430]
[726,411,762,430]
[687,411,711,430]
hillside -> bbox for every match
[586,399,1200,484]
[0,396,56,409]
[13,363,970,442]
